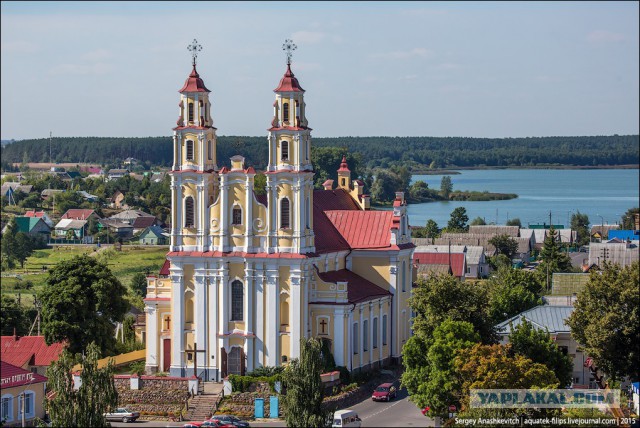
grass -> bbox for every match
[1,245,168,309]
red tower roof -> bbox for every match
[337,156,350,172]
[179,66,211,93]
[274,64,305,93]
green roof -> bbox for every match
[15,217,43,233]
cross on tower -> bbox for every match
[319,318,328,334]
[187,39,202,67]
[282,39,297,65]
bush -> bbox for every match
[342,382,358,393]
[335,366,350,384]
[228,374,282,393]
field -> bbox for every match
[1,245,168,307]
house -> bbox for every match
[53,219,89,241]
[468,225,520,237]
[1,217,50,241]
[0,361,48,426]
[97,218,134,239]
[436,233,497,257]
[40,189,64,202]
[111,190,125,209]
[412,242,488,279]
[588,241,639,267]
[1,334,66,376]
[78,190,98,203]
[110,210,160,233]
[107,169,129,181]
[24,210,54,228]
[60,209,99,221]
[123,157,138,166]
[514,236,533,262]
[522,228,575,250]
[590,224,619,242]
[413,252,466,280]
[143,53,414,379]
[496,305,592,387]
[607,230,640,242]
[138,225,169,245]
[1,183,33,200]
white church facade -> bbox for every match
[143,40,414,380]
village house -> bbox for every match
[24,211,54,228]
[138,225,169,245]
[588,240,639,267]
[107,169,129,181]
[1,335,66,377]
[60,208,100,221]
[0,361,48,426]
[2,217,51,242]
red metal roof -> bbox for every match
[61,209,97,220]
[1,361,47,389]
[179,66,211,93]
[317,269,391,304]
[274,64,305,92]
[133,216,157,229]
[324,210,394,249]
[337,156,350,172]
[313,189,360,211]
[24,210,46,218]
[1,335,66,368]
[413,252,465,278]
[159,259,170,276]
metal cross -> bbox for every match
[320,318,327,334]
[282,39,297,65]
[188,39,202,66]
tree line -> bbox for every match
[2,134,638,171]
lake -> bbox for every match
[406,169,639,228]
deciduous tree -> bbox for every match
[570,211,590,246]
[469,216,486,226]
[488,234,519,259]
[620,207,639,230]
[506,218,522,227]
[440,176,453,199]
[487,268,543,323]
[130,272,148,298]
[41,255,129,355]
[567,261,640,381]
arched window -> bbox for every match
[305,196,310,229]
[283,102,289,123]
[1,394,13,423]
[382,314,387,346]
[280,198,290,229]
[402,261,406,292]
[373,317,378,349]
[188,102,194,122]
[231,280,243,321]
[185,293,194,324]
[341,178,347,187]
[281,140,289,161]
[207,140,212,160]
[186,140,194,161]
[184,196,195,227]
[363,320,368,351]
[232,206,242,225]
[280,300,289,327]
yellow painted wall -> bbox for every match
[351,256,391,290]
[281,334,290,361]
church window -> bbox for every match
[353,322,358,355]
[184,196,195,227]
[283,102,289,123]
[382,314,387,346]
[1,395,13,422]
[281,141,289,161]
[341,178,346,186]
[231,280,243,321]
[204,103,208,122]
[186,140,194,161]
[280,198,290,229]
[305,196,310,229]
[401,261,406,292]
[188,102,194,122]
[280,300,289,326]
[208,140,212,160]
[363,320,368,351]
[373,317,378,349]
[232,207,242,225]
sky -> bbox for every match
[1,1,638,140]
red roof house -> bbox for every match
[60,209,99,221]
[1,335,66,375]
[414,252,466,279]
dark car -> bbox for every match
[371,382,397,402]
[210,415,250,427]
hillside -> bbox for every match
[1,134,638,171]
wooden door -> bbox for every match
[221,347,228,378]
[163,339,171,372]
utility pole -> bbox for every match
[49,131,52,165]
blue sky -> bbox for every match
[1,1,638,140]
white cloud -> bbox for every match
[83,49,112,61]
[370,47,433,60]
[291,31,326,44]
[1,40,38,54]
[587,30,626,43]
[49,62,113,75]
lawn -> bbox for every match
[1,245,168,308]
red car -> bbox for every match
[203,419,236,428]
[371,382,397,402]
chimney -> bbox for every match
[395,192,405,204]
[323,179,334,191]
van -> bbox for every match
[332,409,362,427]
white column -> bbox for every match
[368,302,373,367]
[177,134,183,170]
[172,135,178,170]
[333,307,345,366]
[389,258,398,359]
[245,178,253,251]
[170,271,185,375]
[220,177,228,251]
[194,270,207,371]
[244,262,255,372]
[208,267,219,378]
[293,184,300,251]
[348,310,353,371]
[266,265,279,366]
[255,263,265,368]
[303,264,310,338]
[220,268,229,336]
[197,184,204,249]
[378,301,383,363]
[290,268,301,359]
[176,180,183,248]
[358,306,363,369]
[145,305,158,372]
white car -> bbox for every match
[104,407,140,423]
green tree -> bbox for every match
[537,226,573,289]
[440,175,453,199]
[487,268,543,323]
[488,234,519,259]
[506,218,522,227]
[0,295,36,336]
[567,261,640,381]
[370,170,401,203]
[424,219,440,244]
[283,338,328,428]
[469,216,486,226]
[46,342,118,427]
[130,272,148,298]
[408,180,430,200]
[254,173,267,196]
[570,211,590,246]
[620,207,639,230]
[410,274,495,343]
[446,207,469,233]
[509,319,573,387]
[402,320,480,416]
[41,255,129,355]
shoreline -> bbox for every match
[412,164,639,174]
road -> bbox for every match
[110,387,433,428]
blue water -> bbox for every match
[406,169,640,228]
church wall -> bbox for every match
[350,255,392,290]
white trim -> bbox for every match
[316,315,330,336]
[1,394,13,423]
[18,390,35,420]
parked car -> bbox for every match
[209,414,251,427]
[371,382,397,402]
[103,407,140,423]
[332,409,361,427]
[203,419,235,428]
[183,423,203,428]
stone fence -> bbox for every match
[113,375,193,420]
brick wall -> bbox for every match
[114,375,190,419]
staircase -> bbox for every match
[186,382,224,422]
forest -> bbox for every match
[2,134,638,172]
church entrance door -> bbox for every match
[228,347,243,375]
[163,339,171,372]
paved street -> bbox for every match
[110,387,432,428]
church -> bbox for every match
[143,40,414,380]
